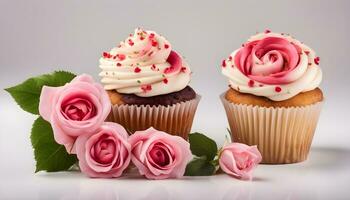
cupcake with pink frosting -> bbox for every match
[99,28,200,139]
[220,30,323,164]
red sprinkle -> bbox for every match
[222,60,226,67]
[148,51,153,56]
[103,52,111,58]
[151,64,156,70]
[140,37,145,40]
[141,84,152,92]
[151,40,158,47]
[163,78,168,84]
[164,44,169,49]
[305,51,310,55]
[128,39,134,46]
[248,80,254,87]
[149,33,155,39]
[264,29,271,34]
[116,54,126,60]
[134,67,141,73]
[181,67,186,73]
[165,66,174,73]
[228,56,232,61]
[116,63,122,67]
[314,56,320,65]
[275,86,282,92]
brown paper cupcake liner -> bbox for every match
[107,95,201,139]
[221,93,323,164]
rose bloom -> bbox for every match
[75,122,131,178]
[128,127,192,180]
[39,74,111,153]
[219,143,262,180]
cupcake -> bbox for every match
[99,28,200,139]
[220,30,323,164]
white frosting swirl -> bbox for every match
[99,28,191,97]
[221,31,322,101]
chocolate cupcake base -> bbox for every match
[106,87,200,139]
[107,86,196,106]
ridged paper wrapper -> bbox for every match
[107,95,201,139]
[221,93,323,164]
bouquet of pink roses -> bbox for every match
[5,71,262,180]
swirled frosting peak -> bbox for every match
[99,28,191,97]
[221,30,322,101]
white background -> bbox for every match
[1,0,350,199]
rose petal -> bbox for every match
[71,74,95,84]
[51,114,76,153]
[39,86,59,121]
[219,143,262,181]
[128,127,191,179]
[39,74,111,151]
[76,122,131,178]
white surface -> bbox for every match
[1,0,350,199]
[2,157,350,200]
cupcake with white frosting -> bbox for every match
[220,30,323,164]
[99,28,200,139]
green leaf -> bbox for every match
[5,71,76,115]
[226,128,232,137]
[184,158,216,176]
[188,132,218,161]
[31,117,78,172]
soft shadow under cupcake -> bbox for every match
[302,146,350,171]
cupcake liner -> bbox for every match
[107,95,201,139]
[220,93,323,164]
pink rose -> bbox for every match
[75,122,131,178]
[128,127,192,180]
[39,74,111,153]
[219,143,262,180]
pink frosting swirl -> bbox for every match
[222,31,322,101]
[235,37,302,84]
